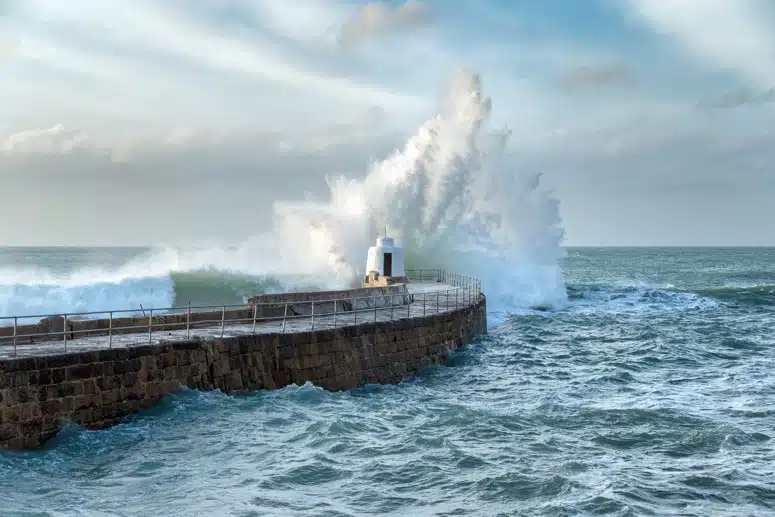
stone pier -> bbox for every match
[0,285,486,450]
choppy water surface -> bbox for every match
[2,247,775,516]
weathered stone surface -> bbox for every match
[0,295,486,450]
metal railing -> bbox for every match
[0,269,482,357]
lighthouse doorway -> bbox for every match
[383,253,393,277]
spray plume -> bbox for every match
[0,69,568,317]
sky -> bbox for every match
[0,0,774,247]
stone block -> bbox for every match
[1,405,19,423]
[55,383,76,398]
[71,408,93,424]
[228,370,244,391]
[68,363,96,381]
[41,414,59,433]
[17,386,39,404]
[112,360,134,375]
[290,331,314,346]
[297,341,318,357]
[71,395,90,411]
[279,346,297,360]
[10,372,29,388]
[42,398,62,415]
[120,385,144,402]
[102,390,121,405]
[157,353,176,369]
[122,372,140,388]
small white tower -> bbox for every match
[363,235,408,287]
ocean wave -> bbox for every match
[0,266,330,319]
[693,284,775,306]
[0,70,567,319]
[565,284,722,316]
[564,278,775,318]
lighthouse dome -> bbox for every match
[363,234,407,286]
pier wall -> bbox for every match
[0,284,411,345]
[0,294,486,450]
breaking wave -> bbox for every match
[0,69,568,318]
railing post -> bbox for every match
[148,309,153,345]
[423,294,426,316]
[186,301,191,339]
[282,303,288,333]
[390,294,394,320]
[108,311,113,349]
[251,303,258,333]
[446,290,449,311]
[436,290,440,314]
[311,301,315,330]
[373,296,377,323]
[220,306,226,338]
[62,314,67,352]
[12,316,17,358]
[455,286,459,308]
[333,300,337,328]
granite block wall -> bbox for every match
[0,294,486,450]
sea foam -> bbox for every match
[0,69,568,318]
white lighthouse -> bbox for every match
[363,235,408,287]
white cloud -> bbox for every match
[0,37,19,63]
[339,0,431,46]
[696,87,775,109]
[248,0,350,44]
[1,125,89,154]
[557,62,633,91]
[0,0,774,246]
[626,0,775,88]
[4,0,425,128]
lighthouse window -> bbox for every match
[383,253,393,276]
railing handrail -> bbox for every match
[0,269,483,357]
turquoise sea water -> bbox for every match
[1,247,774,516]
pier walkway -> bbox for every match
[0,280,479,360]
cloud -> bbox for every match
[557,62,633,91]
[0,105,392,164]
[1,0,775,246]
[0,123,405,246]
[626,0,775,88]
[1,125,89,154]
[696,87,775,109]
[0,37,19,63]
[339,0,431,46]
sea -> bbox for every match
[1,246,774,517]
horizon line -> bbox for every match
[0,244,774,249]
